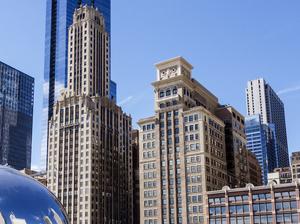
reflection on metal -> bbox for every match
[10,214,26,224]
[0,166,69,224]
[0,212,5,224]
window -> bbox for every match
[166,89,171,96]
[159,91,165,98]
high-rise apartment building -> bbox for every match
[245,115,277,185]
[216,106,261,188]
[41,0,113,170]
[246,78,289,167]
[0,61,34,170]
[47,5,133,223]
[138,57,228,224]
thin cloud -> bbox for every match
[277,85,300,95]
[119,96,134,106]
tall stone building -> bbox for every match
[41,0,114,170]
[138,57,228,224]
[216,106,262,188]
[47,5,133,224]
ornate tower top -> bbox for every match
[67,5,110,98]
[155,56,193,81]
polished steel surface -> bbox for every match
[0,166,69,224]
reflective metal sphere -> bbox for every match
[0,166,69,224]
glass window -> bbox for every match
[253,204,259,212]
[254,216,260,224]
[236,205,243,214]
[243,205,249,213]
[229,206,236,214]
[275,202,282,211]
[276,214,283,222]
[283,201,290,210]
[160,91,165,98]
[266,203,272,211]
[291,200,297,210]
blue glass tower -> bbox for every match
[0,61,34,170]
[245,115,277,185]
[41,0,112,170]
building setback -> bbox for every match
[46,5,133,224]
[0,61,34,170]
[206,182,300,224]
[246,78,289,168]
[41,0,114,170]
[138,57,229,224]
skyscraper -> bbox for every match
[246,78,289,167]
[0,61,34,170]
[47,5,133,223]
[245,115,277,184]
[41,0,113,170]
[138,57,228,224]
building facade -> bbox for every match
[216,106,261,188]
[291,151,300,180]
[0,61,34,170]
[46,5,133,224]
[138,57,228,224]
[268,167,292,185]
[41,0,113,170]
[246,78,289,167]
[206,182,300,224]
[245,115,277,185]
[247,152,263,187]
[132,130,140,224]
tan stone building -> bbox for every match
[138,57,228,224]
[47,5,133,224]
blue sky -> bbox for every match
[0,0,299,169]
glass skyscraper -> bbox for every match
[245,115,277,185]
[246,78,289,168]
[0,61,34,170]
[41,0,112,170]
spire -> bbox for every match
[91,0,95,7]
